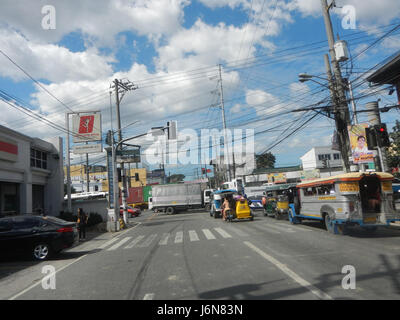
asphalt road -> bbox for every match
[1,209,400,300]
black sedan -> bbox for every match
[0,215,78,260]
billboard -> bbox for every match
[72,113,102,143]
[348,123,374,164]
[268,173,286,184]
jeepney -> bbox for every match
[261,183,298,220]
[288,172,400,234]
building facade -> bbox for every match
[0,125,64,217]
[300,146,344,177]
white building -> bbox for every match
[300,146,344,177]
[0,125,64,217]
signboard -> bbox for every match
[300,169,320,181]
[268,173,286,184]
[72,113,102,143]
[348,123,374,164]
[0,136,18,162]
[116,149,140,163]
[72,143,102,154]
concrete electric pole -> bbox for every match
[218,64,232,182]
[112,78,138,225]
[320,0,352,172]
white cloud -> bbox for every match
[0,29,114,83]
[0,0,190,45]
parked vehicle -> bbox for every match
[151,183,202,214]
[119,205,141,217]
[393,183,400,210]
[0,215,78,260]
[203,188,214,211]
[261,183,298,219]
[289,172,400,234]
[247,195,264,211]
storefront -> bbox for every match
[0,125,63,217]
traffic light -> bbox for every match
[105,130,113,146]
[365,127,377,149]
[374,123,391,147]
[117,168,122,182]
[135,173,139,181]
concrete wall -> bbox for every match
[63,198,109,221]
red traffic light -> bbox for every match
[379,127,385,132]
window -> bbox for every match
[12,216,40,229]
[333,153,341,160]
[303,184,335,196]
[30,148,47,169]
[318,154,331,161]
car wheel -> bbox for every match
[33,243,51,261]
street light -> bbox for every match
[298,73,330,89]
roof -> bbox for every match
[264,183,298,192]
[212,189,237,194]
[252,165,302,175]
[367,50,400,85]
[297,172,394,188]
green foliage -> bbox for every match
[256,152,276,169]
[167,174,185,183]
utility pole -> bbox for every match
[218,64,232,182]
[86,142,90,192]
[321,0,351,172]
[112,78,138,225]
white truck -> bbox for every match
[151,183,203,214]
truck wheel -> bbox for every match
[166,207,175,215]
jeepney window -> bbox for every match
[316,185,335,195]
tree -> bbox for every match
[388,120,400,178]
[167,174,185,183]
[256,152,276,169]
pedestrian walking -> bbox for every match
[77,208,88,241]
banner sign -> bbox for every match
[73,144,102,154]
[72,113,102,143]
[116,148,141,163]
[348,123,374,164]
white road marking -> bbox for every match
[138,234,158,248]
[174,231,183,244]
[202,229,216,240]
[244,241,333,300]
[9,254,88,300]
[97,236,121,249]
[124,235,146,249]
[214,228,232,238]
[107,237,132,251]
[159,233,170,245]
[143,293,155,300]
[188,230,200,242]
[276,223,312,232]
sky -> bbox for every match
[1,0,400,180]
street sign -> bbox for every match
[116,148,140,163]
[72,113,102,143]
[72,143,102,154]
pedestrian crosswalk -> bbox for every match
[98,223,313,252]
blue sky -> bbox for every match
[0,0,400,180]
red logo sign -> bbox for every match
[78,116,94,134]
